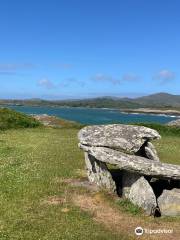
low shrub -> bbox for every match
[0,108,41,130]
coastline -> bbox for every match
[121,108,180,117]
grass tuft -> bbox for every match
[117,198,143,215]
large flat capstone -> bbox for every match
[78,124,160,154]
[79,144,180,180]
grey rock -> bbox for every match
[78,124,161,154]
[129,176,157,215]
[78,124,180,217]
[166,119,180,127]
[144,142,160,161]
[84,152,116,193]
[121,171,140,198]
[157,188,180,216]
[79,144,180,180]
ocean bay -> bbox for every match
[7,106,178,125]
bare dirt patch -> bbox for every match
[52,177,74,184]
[72,193,180,240]
[52,177,100,192]
[47,177,180,239]
[69,179,99,192]
[42,196,66,206]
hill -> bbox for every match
[132,93,180,108]
[0,92,180,109]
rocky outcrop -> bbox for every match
[78,124,180,217]
[157,188,180,216]
[166,119,180,127]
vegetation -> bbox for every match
[133,92,180,108]
[116,198,143,215]
[0,111,179,239]
[0,128,124,240]
[0,97,141,109]
[33,114,84,129]
[0,108,41,130]
[135,122,180,137]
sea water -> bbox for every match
[7,105,178,125]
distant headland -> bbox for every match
[1,93,180,115]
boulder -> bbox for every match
[166,119,180,127]
[157,188,180,216]
[129,176,157,215]
[78,124,160,154]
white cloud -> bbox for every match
[54,63,73,69]
[154,69,175,83]
[92,73,121,85]
[38,79,55,89]
[0,63,36,75]
[122,73,140,81]
[0,63,36,71]
[60,78,85,87]
[92,73,140,85]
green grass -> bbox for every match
[0,122,179,239]
[0,128,124,240]
[135,122,180,137]
[0,108,41,130]
[154,135,180,165]
[116,198,143,215]
[134,123,180,165]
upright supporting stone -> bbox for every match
[129,176,157,215]
[84,152,116,193]
[157,188,180,216]
[121,171,140,198]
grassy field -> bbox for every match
[0,125,179,239]
[0,128,125,240]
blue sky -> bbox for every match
[0,0,179,99]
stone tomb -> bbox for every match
[78,124,180,216]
